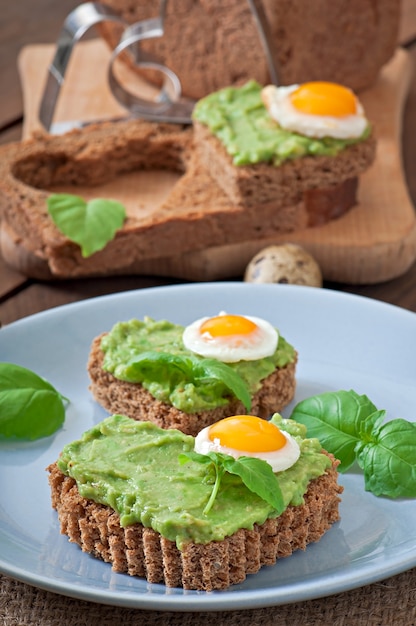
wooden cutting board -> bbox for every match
[16,39,416,284]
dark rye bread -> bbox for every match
[87,334,297,436]
[0,120,190,277]
[47,453,342,591]
[193,121,377,211]
[98,0,400,99]
[0,119,361,279]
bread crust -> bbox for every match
[47,453,342,591]
[87,334,297,436]
[193,122,376,211]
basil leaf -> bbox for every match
[118,352,193,386]
[355,418,416,498]
[291,390,379,471]
[191,358,251,411]
[291,389,416,500]
[0,363,67,440]
[178,450,214,466]
[358,409,386,441]
[116,352,251,410]
[179,450,284,514]
[47,193,126,257]
[222,455,284,513]
[179,451,226,514]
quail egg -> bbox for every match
[244,244,322,287]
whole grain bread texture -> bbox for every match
[193,121,377,211]
[97,0,400,99]
[87,333,297,436]
[47,453,342,591]
[0,120,190,277]
[0,118,360,280]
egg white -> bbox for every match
[194,424,301,473]
[182,313,278,363]
[262,84,368,140]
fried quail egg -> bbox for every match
[182,312,278,363]
[261,81,368,139]
[194,414,300,472]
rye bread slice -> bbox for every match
[87,333,297,436]
[47,452,342,591]
[193,121,376,210]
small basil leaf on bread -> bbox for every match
[179,451,284,515]
[221,455,284,513]
[113,351,251,411]
[47,193,126,257]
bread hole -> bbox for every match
[12,153,70,188]
[50,170,182,220]
[9,134,189,221]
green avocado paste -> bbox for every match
[100,317,296,413]
[57,414,332,548]
[192,80,370,166]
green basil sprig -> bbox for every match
[291,389,416,498]
[114,351,252,411]
[47,193,126,257]
[0,362,68,440]
[179,450,284,515]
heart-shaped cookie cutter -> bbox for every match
[39,0,280,133]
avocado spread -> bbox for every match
[192,80,370,166]
[57,414,331,549]
[100,317,296,413]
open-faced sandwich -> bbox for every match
[48,412,342,591]
[87,312,297,436]
[192,80,376,226]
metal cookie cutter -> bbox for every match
[39,0,280,133]
[107,1,195,124]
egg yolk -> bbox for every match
[208,415,287,452]
[200,315,258,338]
[290,82,357,117]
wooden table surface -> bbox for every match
[1,2,416,624]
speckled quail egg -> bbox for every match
[244,244,323,287]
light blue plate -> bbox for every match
[0,282,415,611]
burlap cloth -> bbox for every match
[1,567,415,626]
